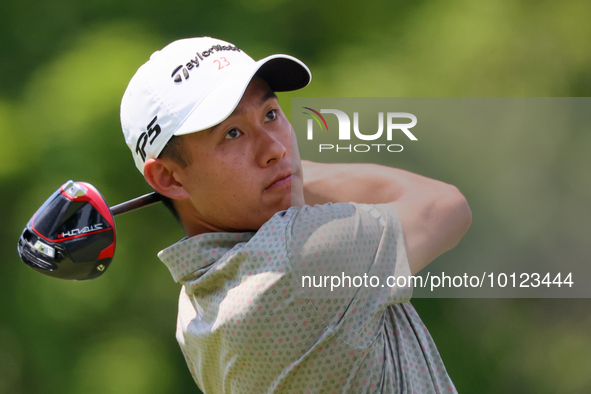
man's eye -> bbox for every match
[224,128,242,139]
[265,110,277,121]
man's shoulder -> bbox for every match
[244,202,402,256]
[291,202,399,228]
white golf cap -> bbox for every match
[120,37,311,174]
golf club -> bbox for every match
[17,180,162,280]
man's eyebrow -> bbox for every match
[208,90,278,135]
[260,90,278,106]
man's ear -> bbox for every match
[143,158,190,200]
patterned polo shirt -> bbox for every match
[158,202,457,393]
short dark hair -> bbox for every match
[157,135,192,221]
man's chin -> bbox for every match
[282,192,303,210]
[289,191,305,208]
[243,195,299,230]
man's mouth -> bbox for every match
[266,173,292,190]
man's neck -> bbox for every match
[182,219,228,237]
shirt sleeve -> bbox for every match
[288,202,412,348]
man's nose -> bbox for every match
[255,128,288,167]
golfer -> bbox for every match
[120,37,471,393]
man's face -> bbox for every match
[173,76,304,232]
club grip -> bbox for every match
[110,192,162,216]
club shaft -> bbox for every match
[110,192,162,216]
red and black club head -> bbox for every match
[17,181,116,280]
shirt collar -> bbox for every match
[158,231,254,282]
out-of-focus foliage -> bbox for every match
[0,1,590,393]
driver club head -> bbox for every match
[17,180,116,280]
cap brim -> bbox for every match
[173,54,311,136]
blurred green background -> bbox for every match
[1,0,590,393]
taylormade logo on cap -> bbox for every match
[171,44,241,83]
[120,36,312,175]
